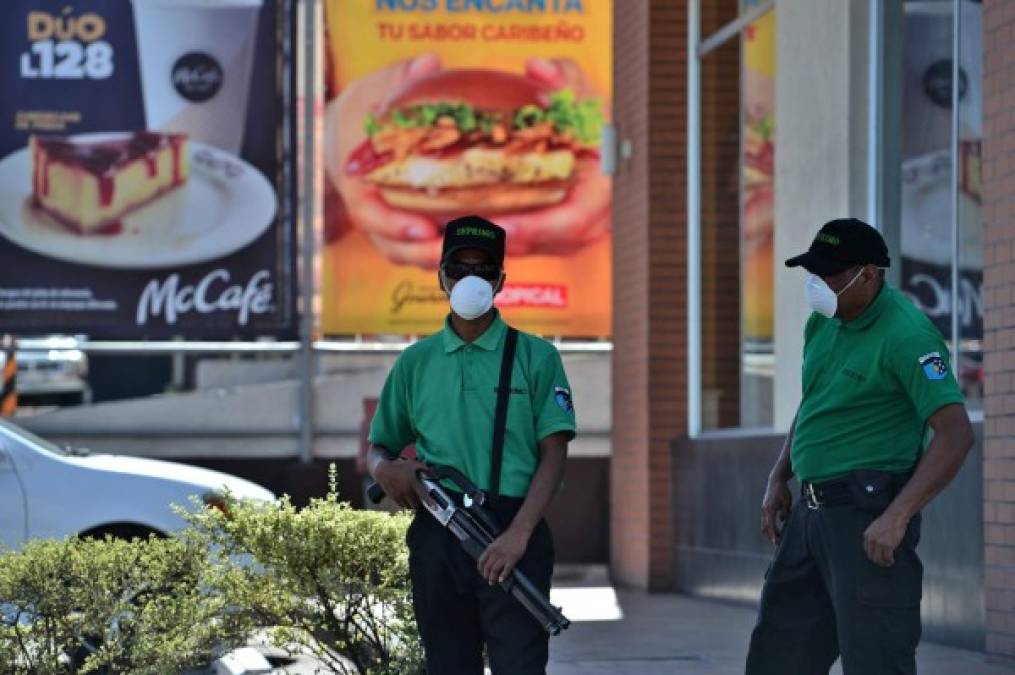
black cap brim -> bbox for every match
[441,243,503,266]
[785,251,855,276]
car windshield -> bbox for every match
[0,418,78,457]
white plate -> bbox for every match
[0,133,277,269]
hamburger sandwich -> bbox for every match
[344,69,603,215]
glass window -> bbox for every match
[740,9,776,427]
[896,0,982,408]
[699,3,775,430]
[693,0,985,432]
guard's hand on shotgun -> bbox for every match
[373,458,434,510]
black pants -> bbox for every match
[746,499,923,675]
[407,496,555,675]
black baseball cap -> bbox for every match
[785,218,891,276]
[441,215,506,267]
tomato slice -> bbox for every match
[345,140,394,176]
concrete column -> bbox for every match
[611,0,688,590]
[772,0,872,430]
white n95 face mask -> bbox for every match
[805,268,864,319]
[449,275,494,320]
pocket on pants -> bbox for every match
[855,540,923,607]
[762,505,803,583]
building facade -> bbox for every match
[612,0,1013,660]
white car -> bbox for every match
[0,418,275,549]
[4,345,91,406]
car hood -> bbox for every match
[66,454,276,502]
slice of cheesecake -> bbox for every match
[30,131,189,234]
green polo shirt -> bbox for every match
[368,311,577,498]
[792,283,965,483]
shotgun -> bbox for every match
[368,465,570,636]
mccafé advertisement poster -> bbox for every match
[0,0,297,339]
[322,0,612,337]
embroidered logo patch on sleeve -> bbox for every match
[918,352,948,380]
[554,387,574,414]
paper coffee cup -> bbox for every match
[132,0,263,154]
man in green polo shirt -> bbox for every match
[746,218,974,675]
[366,215,576,675]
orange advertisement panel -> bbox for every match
[321,0,612,337]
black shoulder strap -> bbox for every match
[490,327,519,497]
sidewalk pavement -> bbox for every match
[225,565,1014,674]
[548,567,1015,675]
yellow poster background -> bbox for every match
[742,10,775,343]
[321,0,612,337]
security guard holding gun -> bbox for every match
[366,215,576,675]
[747,218,975,674]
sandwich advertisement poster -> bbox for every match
[322,0,612,337]
[0,0,296,339]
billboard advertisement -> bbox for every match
[0,0,296,339]
[321,0,612,337]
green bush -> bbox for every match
[0,535,250,674]
[0,468,422,675]
[179,466,424,675]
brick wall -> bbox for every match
[982,0,1015,660]
[611,0,687,590]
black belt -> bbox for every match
[801,470,911,510]
[801,478,853,509]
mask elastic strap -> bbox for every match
[835,267,866,297]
